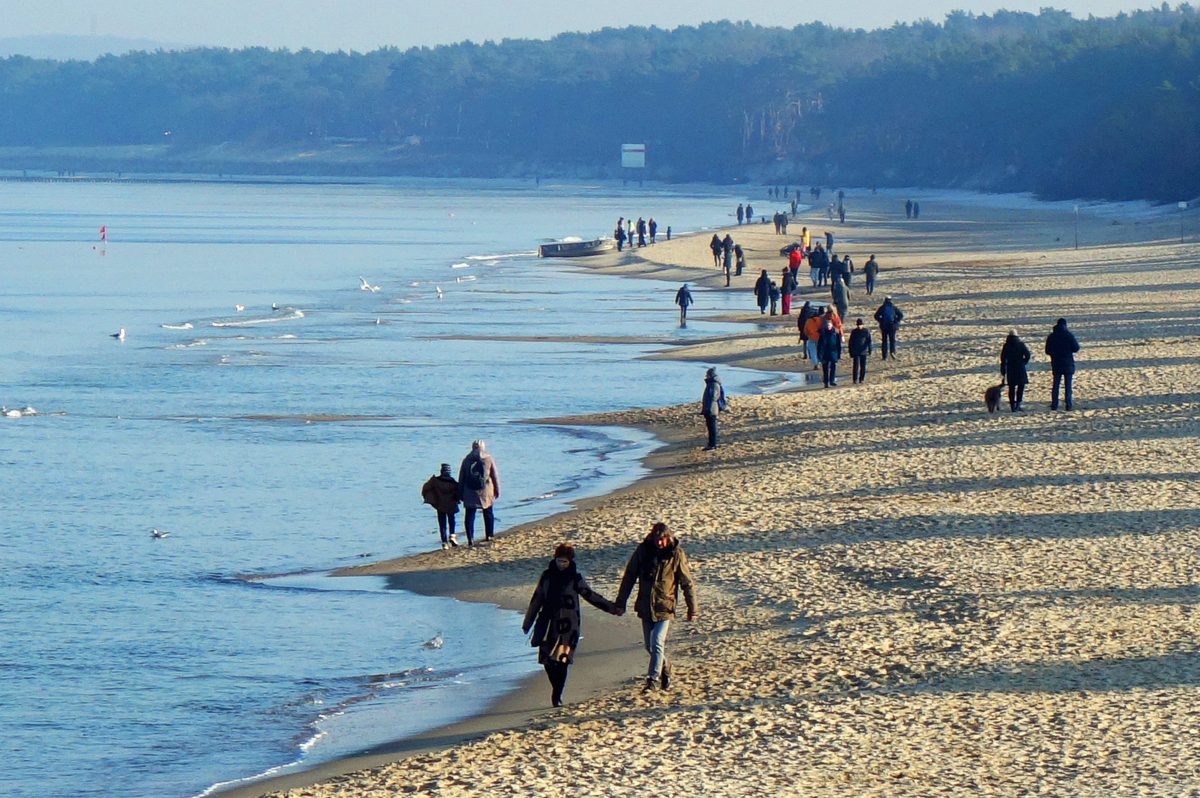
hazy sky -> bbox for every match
[7,0,1159,51]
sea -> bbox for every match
[0,177,803,798]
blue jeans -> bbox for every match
[805,339,818,364]
[1052,370,1074,410]
[641,618,671,682]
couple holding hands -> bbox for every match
[522,522,699,707]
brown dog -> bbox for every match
[985,383,1004,413]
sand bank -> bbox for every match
[233,191,1200,797]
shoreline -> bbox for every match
[226,188,1200,797]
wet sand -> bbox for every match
[230,191,1200,797]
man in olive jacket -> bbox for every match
[616,522,698,692]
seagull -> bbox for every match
[375,318,382,325]
[111,328,126,341]
[19,406,37,416]
[359,277,381,293]
[2,406,22,418]
[435,286,443,299]
[422,634,444,650]
[150,528,170,539]
[234,304,245,312]
[271,303,280,311]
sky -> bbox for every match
[4,0,1162,52]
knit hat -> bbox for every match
[440,463,452,477]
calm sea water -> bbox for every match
[0,178,798,798]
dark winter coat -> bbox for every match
[781,270,797,295]
[421,474,460,514]
[616,533,698,622]
[522,561,616,665]
[1044,322,1080,374]
[817,326,842,363]
[458,450,500,509]
[874,299,903,330]
[675,286,694,308]
[1000,335,1031,385]
[796,301,815,333]
[754,272,772,307]
[848,327,873,358]
[864,258,879,278]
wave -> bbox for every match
[450,262,470,269]
[455,275,476,283]
[166,339,208,349]
[211,309,304,328]
[161,322,194,330]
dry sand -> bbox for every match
[233,192,1200,797]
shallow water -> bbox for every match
[0,178,794,798]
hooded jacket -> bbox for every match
[522,560,616,665]
[701,373,726,416]
[1044,321,1080,373]
[848,326,873,358]
[458,449,500,509]
[616,532,698,622]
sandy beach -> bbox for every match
[229,191,1200,797]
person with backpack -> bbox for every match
[700,367,727,450]
[420,463,461,550]
[874,296,904,360]
[522,543,622,707]
[674,283,694,326]
[458,440,501,546]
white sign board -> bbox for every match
[621,144,646,169]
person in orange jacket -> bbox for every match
[803,311,824,369]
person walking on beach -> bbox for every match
[863,255,879,295]
[848,318,872,384]
[905,199,913,219]
[768,281,780,316]
[709,234,722,269]
[675,283,694,326]
[522,543,622,707]
[616,522,698,692]
[1000,329,1031,412]
[1045,318,1080,411]
[421,463,461,550]
[830,277,850,329]
[745,202,754,223]
[733,244,745,277]
[648,218,658,244]
[615,218,626,252]
[753,269,772,314]
[803,308,823,368]
[780,267,796,315]
[722,234,734,287]
[874,296,903,360]
[700,366,727,450]
[796,300,815,352]
[817,319,842,387]
[458,440,500,545]
[636,217,647,247]
[736,203,745,225]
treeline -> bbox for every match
[0,7,1197,200]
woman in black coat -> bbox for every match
[522,544,621,706]
[999,329,1031,412]
[753,269,772,314]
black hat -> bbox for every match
[440,463,452,477]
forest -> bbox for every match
[0,6,1197,201]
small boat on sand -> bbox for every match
[537,237,614,258]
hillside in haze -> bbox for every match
[0,8,1196,201]
[0,35,189,61]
